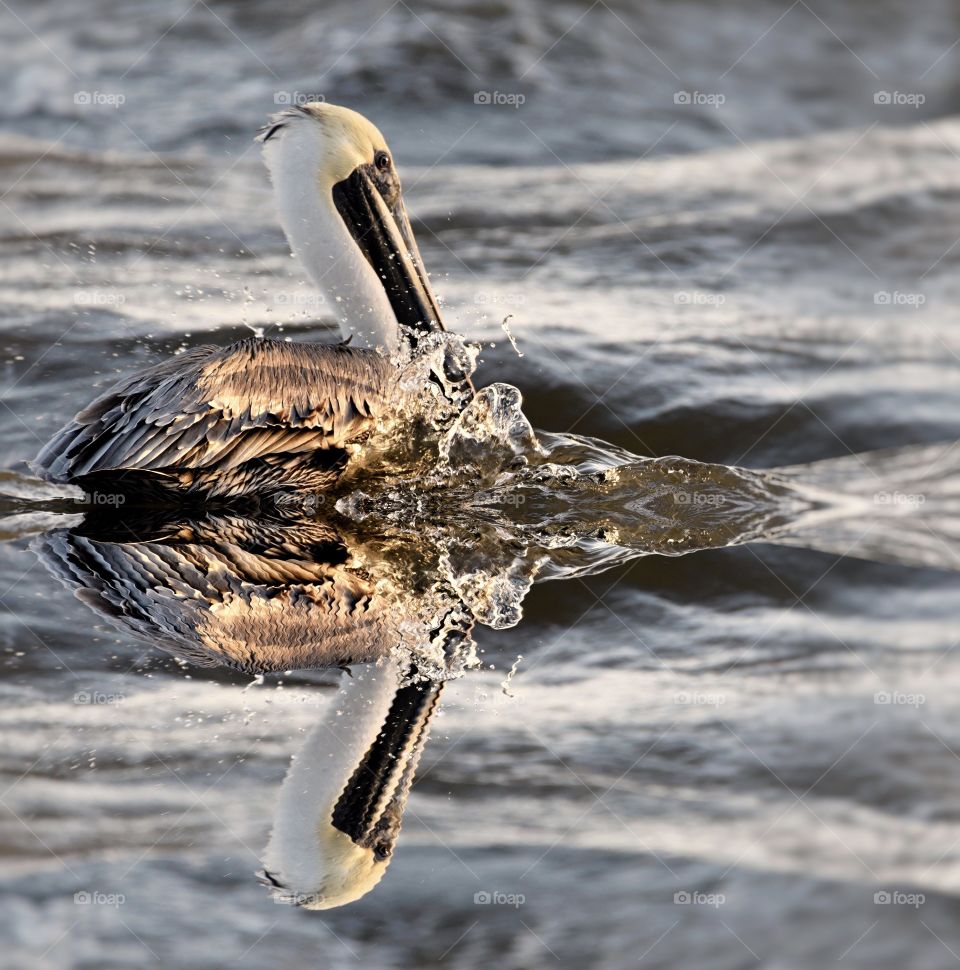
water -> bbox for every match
[3,1,960,967]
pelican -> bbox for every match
[259,659,443,909]
[32,103,472,501]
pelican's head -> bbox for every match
[258,102,444,353]
[257,812,397,911]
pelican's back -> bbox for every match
[33,338,394,500]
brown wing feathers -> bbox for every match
[33,338,393,497]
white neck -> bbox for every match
[263,126,400,353]
[261,660,403,906]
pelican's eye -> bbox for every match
[374,150,391,172]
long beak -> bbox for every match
[330,676,443,857]
[331,167,446,346]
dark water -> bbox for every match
[3,1,960,968]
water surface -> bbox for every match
[2,2,960,968]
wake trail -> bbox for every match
[765,442,960,571]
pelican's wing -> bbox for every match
[32,528,401,673]
[33,338,393,491]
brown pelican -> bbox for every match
[259,658,442,909]
[32,103,471,501]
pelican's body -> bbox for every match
[33,103,469,500]
[35,338,394,500]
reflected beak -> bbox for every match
[332,167,445,347]
[330,678,443,855]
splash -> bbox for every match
[437,383,541,482]
[499,314,524,358]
